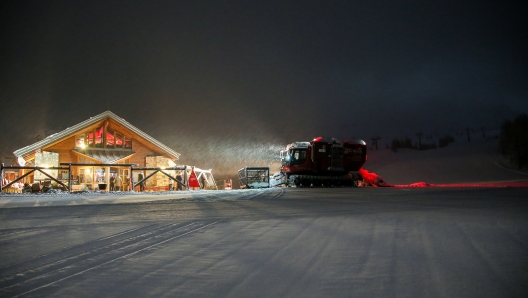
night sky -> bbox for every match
[1,1,527,178]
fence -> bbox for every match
[1,163,190,192]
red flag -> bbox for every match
[188,170,201,188]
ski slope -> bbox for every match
[365,138,528,185]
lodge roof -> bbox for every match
[13,111,180,161]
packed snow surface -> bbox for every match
[1,187,527,297]
[1,138,527,297]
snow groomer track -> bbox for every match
[0,221,219,297]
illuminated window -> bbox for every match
[79,126,132,150]
[291,149,307,165]
[95,126,103,148]
[75,134,85,148]
[106,128,114,147]
[116,132,123,148]
[87,131,94,148]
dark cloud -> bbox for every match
[1,0,527,178]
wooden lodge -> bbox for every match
[7,111,186,192]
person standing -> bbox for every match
[123,175,129,191]
[176,172,183,191]
[109,174,115,191]
[168,178,174,191]
[114,175,122,191]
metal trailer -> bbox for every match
[238,167,270,189]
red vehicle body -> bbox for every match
[280,137,367,187]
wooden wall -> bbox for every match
[128,141,167,167]
[47,136,78,164]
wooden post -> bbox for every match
[68,164,72,192]
[184,166,189,190]
[105,166,110,191]
[130,165,134,192]
[1,163,4,192]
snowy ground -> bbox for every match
[1,138,528,297]
[0,189,279,208]
[1,187,527,297]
